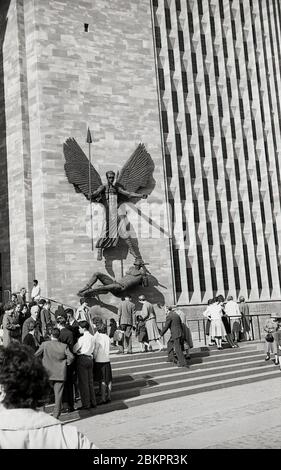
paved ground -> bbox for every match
[65,376,281,449]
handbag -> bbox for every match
[265,333,274,343]
[113,329,124,342]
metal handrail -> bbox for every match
[155,314,274,345]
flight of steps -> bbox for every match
[108,342,280,409]
[58,342,280,422]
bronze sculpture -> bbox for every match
[63,139,154,261]
[77,258,148,297]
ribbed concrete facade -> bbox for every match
[152,0,281,306]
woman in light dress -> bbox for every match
[203,297,226,350]
[139,295,164,351]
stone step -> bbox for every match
[59,369,280,422]
[111,350,264,374]
[109,343,262,363]
[53,343,276,422]
[112,357,277,390]
[110,363,279,400]
[110,369,281,409]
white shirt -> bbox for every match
[225,300,241,319]
[73,331,96,356]
[93,332,110,363]
[75,305,89,322]
[0,408,96,449]
[205,303,223,321]
[31,285,41,300]
[74,306,95,334]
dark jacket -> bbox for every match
[136,320,148,342]
[22,317,42,346]
[23,333,38,352]
[66,320,80,344]
[59,327,74,352]
[160,311,183,340]
[118,300,135,326]
[40,308,52,336]
[4,312,21,340]
[109,320,117,339]
[35,340,73,381]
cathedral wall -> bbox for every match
[7,0,175,309]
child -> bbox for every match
[109,318,117,346]
[264,314,278,362]
[93,322,112,404]
[273,315,281,368]
[135,315,149,352]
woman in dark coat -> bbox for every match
[135,315,149,352]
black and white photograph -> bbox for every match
[0,0,280,453]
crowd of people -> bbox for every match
[0,282,113,422]
[0,282,281,447]
[108,294,193,368]
[203,295,253,349]
[203,294,281,370]
[0,282,196,421]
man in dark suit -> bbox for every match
[57,317,75,412]
[39,300,52,337]
[35,328,74,418]
[22,305,42,346]
[17,287,27,306]
[65,308,80,401]
[118,295,136,354]
[65,308,80,344]
[160,306,187,367]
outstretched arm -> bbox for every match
[117,187,147,199]
[90,184,105,200]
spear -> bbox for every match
[87,127,94,251]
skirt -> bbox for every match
[241,315,251,333]
[145,318,160,341]
[94,362,112,384]
[210,319,226,338]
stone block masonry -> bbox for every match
[2,0,175,309]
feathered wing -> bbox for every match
[63,138,102,199]
[116,143,155,194]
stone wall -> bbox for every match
[0,0,11,301]
[3,0,35,296]
[3,0,175,311]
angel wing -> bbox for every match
[63,138,102,200]
[116,143,154,194]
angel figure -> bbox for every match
[64,139,154,261]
